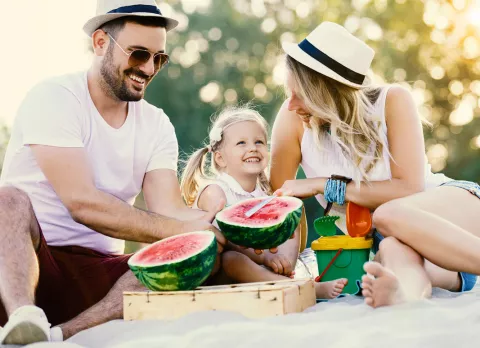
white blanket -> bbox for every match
[21,285,478,348]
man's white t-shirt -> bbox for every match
[0,72,178,255]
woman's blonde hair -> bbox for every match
[180,105,271,206]
[285,55,388,183]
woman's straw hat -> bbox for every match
[282,22,375,88]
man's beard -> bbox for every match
[100,47,149,102]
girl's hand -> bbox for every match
[274,178,326,199]
[263,252,294,277]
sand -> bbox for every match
[33,283,478,348]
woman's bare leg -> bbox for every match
[372,242,461,291]
[362,237,433,307]
[373,186,480,274]
[363,236,464,308]
[424,261,462,291]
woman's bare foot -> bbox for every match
[314,278,348,299]
[361,261,406,308]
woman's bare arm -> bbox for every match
[277,86,427,210]
[270,100,305,190]
[269,99,304,263]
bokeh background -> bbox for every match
[2,0,480,250]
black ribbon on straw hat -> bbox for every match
[107,4,162,15]
[298,39,366,85]
[83,0,178,36]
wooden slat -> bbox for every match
[123,278,316,321]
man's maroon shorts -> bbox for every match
[0,229,132,326]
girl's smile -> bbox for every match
[215,121,269,179]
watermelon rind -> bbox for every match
[128,231,217,291]
[215,196,303,250]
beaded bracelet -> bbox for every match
[324,175,352,206]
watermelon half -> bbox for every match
[215,196,303,250]
[128,231,217,291]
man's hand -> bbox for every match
[263,252,294,277]
[180,205,226,254]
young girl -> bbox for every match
[180,106,347,299]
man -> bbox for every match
[0,0,226,345]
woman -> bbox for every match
[269,21,480,308]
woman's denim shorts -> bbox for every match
[440,180,480,199]
[439,180,480,290]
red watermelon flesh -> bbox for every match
[216,196,303,249]
[132,232,214,265]
[220,199,292,224]
[128,231,217,291]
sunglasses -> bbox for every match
[106,33,169,71]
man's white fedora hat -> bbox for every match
[83,0,178,37]
[282,22,374,88]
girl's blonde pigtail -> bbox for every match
[180,147,210,207]
[258,170,272,195]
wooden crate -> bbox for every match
[123,278,316,321]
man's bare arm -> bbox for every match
[142,168,219,221]
[31,145,189,243]
[143,170,227,245]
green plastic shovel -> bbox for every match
[314,202,339,237]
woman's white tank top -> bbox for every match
[300,86,450,233]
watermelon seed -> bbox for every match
[192,292,196,302]
[147,291,150,303]
[271,297,277,301]
[257,289,261,299]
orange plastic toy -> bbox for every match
[346,202,372,237]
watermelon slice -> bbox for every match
[215,196,303,250]
[128,231,217,291]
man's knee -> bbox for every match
[0,186,36,223]
[122,270,145,290]
[0,186,32,209]
[0,186,39,242]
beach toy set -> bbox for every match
[312,176,373,296]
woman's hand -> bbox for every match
[274,178,326,199]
